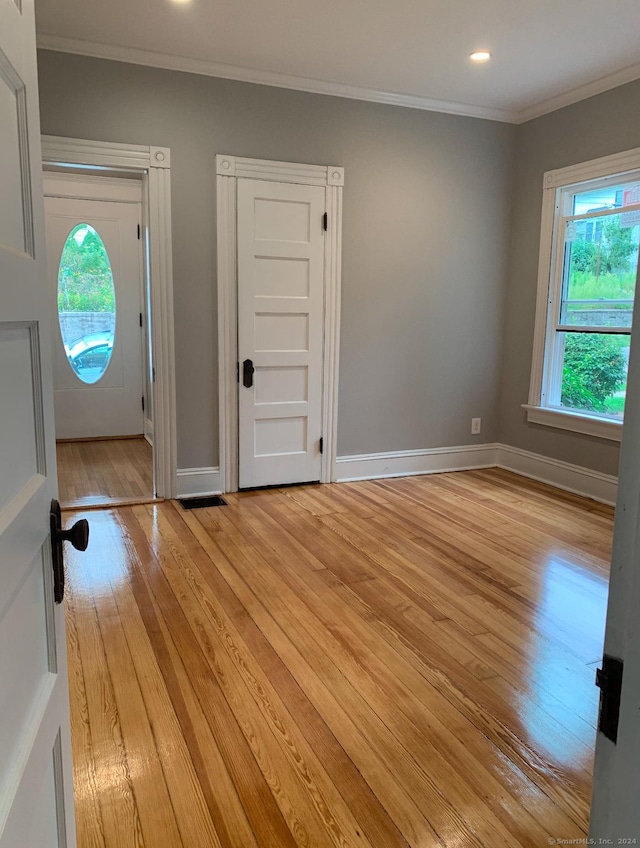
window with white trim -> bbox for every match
[527,150,640,442]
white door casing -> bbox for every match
[40,136,177,499]
[44,193,144,439]
[216,155,344,493]
[0,1,76,846]
[237,178,326,488]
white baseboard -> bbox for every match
[183,444,615,505]
[175,466,222,498]
[496,444,617,506]
[333,442,617,505]
[144,417,153,447]
[334,444,499,483]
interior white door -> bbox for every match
[589,279,640,840]
[44,196,144,439]
[0,2,77,846]
[237,178,326,489]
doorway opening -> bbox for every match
[41,135,177,506]
[44,172,153,508]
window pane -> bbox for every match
[560,212,639,328]
[559,331,629,419]
[57,224,116,384]
[572,179,640,215]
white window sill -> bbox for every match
[523,404,623,442]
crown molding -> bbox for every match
[37,33,640,127]
[36,34,516,124]
[515,60,640,124]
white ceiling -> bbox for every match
[35,0,640,124]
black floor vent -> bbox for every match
[179,495,227,510]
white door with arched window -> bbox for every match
[44,177,144,439]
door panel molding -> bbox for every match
[0,47,34,257]
[216,155,343,492]
[41,135,177,498]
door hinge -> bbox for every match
[596,654,624,743]
[319,437,323,454]
[139,312,143,328]
[323,212,328,232]
[137,224,141,239]
[152,367,156,383]
[141,395,145,413]
[236,361,240,383]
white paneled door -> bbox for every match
[589,227,640,837]
[45,195,144,439]
[0,1,77,847]
[237,179,326,488]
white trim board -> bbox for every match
[41,135,177,498]
[334,444,499,482]
[180,443,617,505]
[37,35,513,124]
[176,467,222,498]
[496,444,617,506]
[144,417,153,447]
[37,34,640,126]
[514,61,640,124]
[334,443,617,505]
[523,405,622,443]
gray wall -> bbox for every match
[37,50,515,469]
[499,79,640,477]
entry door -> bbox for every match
[44,196,144,439]
[237,179,326,489]
[590,279,640,838]
[0,1,77,846]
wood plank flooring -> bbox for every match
[64,468,613,847]
[57,437,154,508]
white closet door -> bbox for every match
[237,178,325,488]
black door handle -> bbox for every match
[243,358,255,388]
[50,498,89,604]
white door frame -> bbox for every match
[40,135,177,498]
[216,154,344,492]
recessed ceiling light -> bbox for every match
[170,0,192,5]
[469,51,491,63]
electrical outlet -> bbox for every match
[471,418,481,435]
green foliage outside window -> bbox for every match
[57,225,115,314]
[561,334,626,413]
[601,218,636,274]
[568,218,637,309]
[569,240,599,274]
[570,218,636,277]
[561,217,632,415]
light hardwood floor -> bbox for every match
[56,437,154,508]
[64,469,612,848]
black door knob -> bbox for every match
[243,358,255,388]
[57,518,89,551]
[50,499,90,604]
